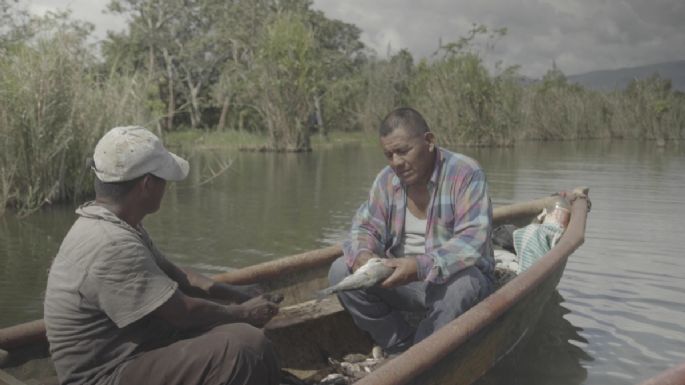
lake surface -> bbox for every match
[1,140,684,384]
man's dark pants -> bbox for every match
[328,256,493,353]
[118,323,280,385]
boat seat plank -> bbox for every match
[266,296,343,330]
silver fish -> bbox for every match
[317,258,394,299]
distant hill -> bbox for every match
[566,60,685,92]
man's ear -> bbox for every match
[140,174,154,193]
[424,132,435,150]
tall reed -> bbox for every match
[409,53,522,147]
[0,31,153,216]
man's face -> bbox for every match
[143,174,167,213]
[380,127,436,187]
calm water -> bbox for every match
[1,140,684,384]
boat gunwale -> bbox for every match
[637,361,685,385]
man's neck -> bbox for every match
[95,198,145,228]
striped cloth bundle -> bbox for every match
[513,223,564,273]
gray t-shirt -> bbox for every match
[44,203,179,385]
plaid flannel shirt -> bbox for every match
[342,147,494,283]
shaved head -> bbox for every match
[379,107,430,138]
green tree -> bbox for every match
[306,9,366,137]
[210,0,276,133]
[348,49,414,133]
[104,0,187,133]
[253,12,323,151]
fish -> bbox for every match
[317,258,394,299]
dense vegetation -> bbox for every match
[1,0,684,215]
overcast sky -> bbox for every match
[25,0,685,78]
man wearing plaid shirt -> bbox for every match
[328,107,495,354]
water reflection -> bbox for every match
[475,291,592,385]
[0,206,74,326]
[144,143,387,270]
[1,140,684,384]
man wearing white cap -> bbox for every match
[44,126,282,385]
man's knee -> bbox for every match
[208,324,280,385]
[210,323,272,356]
[122,324,279,385]
[328,256,350,286]
[431,266,491,311]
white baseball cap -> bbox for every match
[92,126,189,182]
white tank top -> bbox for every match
[392,208,427,257]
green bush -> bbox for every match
[253,12,322,151]
[0,31,153,216]
[410,52,521,146]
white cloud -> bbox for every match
[26,0,126,41]
[313,0,685,77]
[23,0,685,78]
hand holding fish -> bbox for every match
[352,251,376,272]
[316,258,394,299]
[379,257,419,288]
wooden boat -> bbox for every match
[637,361,685,385]
[0,188,589,385]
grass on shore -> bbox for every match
[164,129,378,151]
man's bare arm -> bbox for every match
[155,256,258,303]
[152,290,278,331]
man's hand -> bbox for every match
[352,251,376,273]
[380,257,419,288]
[239,294,281,328]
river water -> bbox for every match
[1,140,684,384]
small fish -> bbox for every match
[317,258,394,299]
